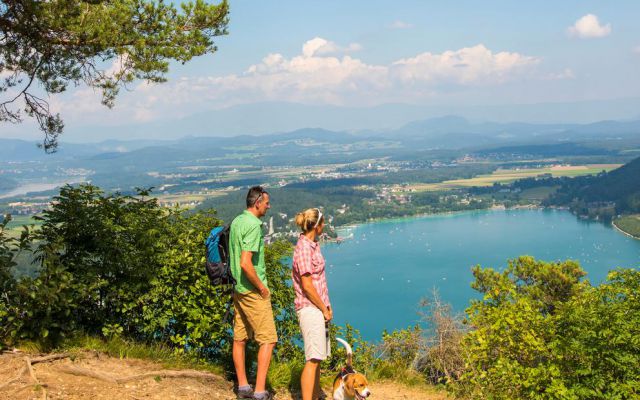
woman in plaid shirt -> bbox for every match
[292,207,332,400]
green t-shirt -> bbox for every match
[229,210,267,294]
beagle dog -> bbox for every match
[332,338,371,400]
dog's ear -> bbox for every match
[344,374,356,397]
[354,374,369,391]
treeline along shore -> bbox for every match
[194,156,640,242]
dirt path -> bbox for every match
[0,351,450,400]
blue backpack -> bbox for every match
[204,224,236,286]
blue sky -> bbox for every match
[3,1,640,141]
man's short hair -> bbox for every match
[246,186,268,208]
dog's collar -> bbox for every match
[339,366,358,381]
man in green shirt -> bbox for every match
[230,186,276,400]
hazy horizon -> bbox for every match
[2,1,640,143]
[3,97,640,144]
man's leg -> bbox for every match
[255,342,276,393]
[301,359,320,400]
[233,292,251,390]
[233,339,249,387]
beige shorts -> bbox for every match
[233,291,278,345]
[297,306,331,361]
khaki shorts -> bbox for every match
[297,306,331,361]
[233,291,278,345]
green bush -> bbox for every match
[454,256,640,399]
[139,210,231,357]
[0,215,34,348]
[29,185,169,342]
[0,185,302,362]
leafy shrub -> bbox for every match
[0,185,302,362]
[454,256,640,399]
[30,185,168,341]
[139,210,231,357]
[0,215,34,348]
[555,269,640,399]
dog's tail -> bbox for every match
[335,337,353,368]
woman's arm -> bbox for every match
[300,274,332,321]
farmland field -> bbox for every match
[407,164,621,191]
[2,214,41,237]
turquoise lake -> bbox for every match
[321,209,640,341]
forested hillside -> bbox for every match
[545,156,640,216]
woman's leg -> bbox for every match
[313,364,322,399]
[301,359,320,400]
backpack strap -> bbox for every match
[222,285,235,324]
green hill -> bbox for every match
[545,156,640,216]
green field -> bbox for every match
[613,215,640,239]
[408,164,621,192]
[2,214,41,237]
[519,186,560,201]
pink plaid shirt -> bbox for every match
[292,234,331,311]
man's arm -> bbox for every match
[300,275,332,322]
[240,250,269,298]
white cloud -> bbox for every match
[49,87,102,116]
[543,68,575,81]
[389,20,414,29]
[301,37,362,57]
[390,44,539,86]
[567,14,611,39]
[104,53,134,82]
[0,68,13,79]
[52,38,551,124]
[633,46,640,54]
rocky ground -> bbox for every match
[0,350,451,400]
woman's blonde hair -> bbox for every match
[295,208,324,233]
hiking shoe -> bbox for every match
[252,392,272,400]
[237,386,254,399]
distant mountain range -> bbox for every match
[1,116,639,164]
[35,97,639,141]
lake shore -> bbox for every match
[0,179,86,200]
[612,219,640,240]
[333,204,548,237]
[322,206,640,340]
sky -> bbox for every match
[3,0,640,141]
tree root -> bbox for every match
[58,365,118,383]
[0,352,70,392]
[31,353,72,365]
[58,365,221,384]
[25,357,48,400]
